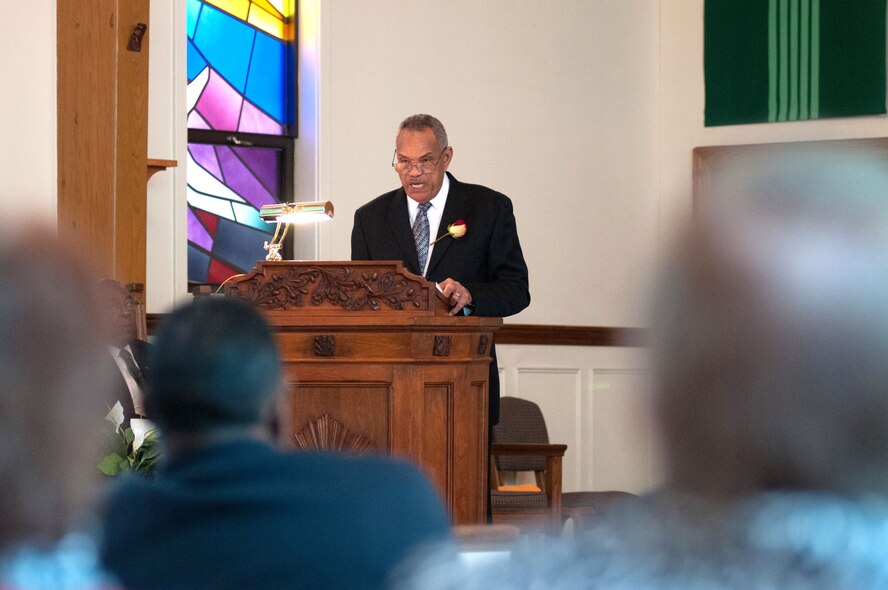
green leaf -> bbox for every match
[98,453,128,476]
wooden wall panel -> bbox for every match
[114,0,150,285]
[57,0,118,277]
[287,381,393,451]
[57,0,150,287]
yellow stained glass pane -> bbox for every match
[251,0,283,20]
[248,3,284,39]
[206,0,249,21]
[267,0,292,18]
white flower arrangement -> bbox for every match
[98,401,161,476]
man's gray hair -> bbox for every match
[399,114,448,152]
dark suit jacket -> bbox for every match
[109,338,152,428]
[352,172,530,424]
[100,440,451,590]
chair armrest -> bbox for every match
[490,443,567,457]
[490,443,566,526]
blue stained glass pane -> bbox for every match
[187,187,237,220]
[187,40,208,82]
[232,202,274,234]
[187,0,202,39]
[193,4,255,92]
[213,218,269,272]
[245,32,287,124]
[188,244,211,283]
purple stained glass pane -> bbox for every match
[187,110,211,130]
[189,143,224,183]
[196,69,243,131]
[216,145,276,208]
[232,146,280,198]
[239,100,284,135]
[187,207,214,252]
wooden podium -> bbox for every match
[221,260,501,524]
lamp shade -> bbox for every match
[260,201,334,224]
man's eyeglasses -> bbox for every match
[391,150,446,174]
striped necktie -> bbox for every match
[119,348,146,390]
[412,202,432,275]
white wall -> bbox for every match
[147,0,189,313]
[0,3,57,224]
[659,0,888,235]
[314,0,661,329]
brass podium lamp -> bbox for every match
[259,201,334,261]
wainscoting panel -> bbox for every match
[496,344,661,495]
[589,369,659,492]
[515,368,583,492]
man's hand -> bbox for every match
[437,279,473,316]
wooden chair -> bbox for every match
[491,397,636,535]
[124,282,148,341]
[490,397,567,533]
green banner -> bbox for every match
[705,0,886,126]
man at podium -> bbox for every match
[351,113,530,428]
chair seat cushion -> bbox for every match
[497,484,542,493]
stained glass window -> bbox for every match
[187,0,295,284]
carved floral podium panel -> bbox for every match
[222,260,501,524]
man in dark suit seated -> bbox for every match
[96,279,150,427]
[100,297,451,590]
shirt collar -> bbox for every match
[406,173,451,219]
[109,344,133,357]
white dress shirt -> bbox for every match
[406,174,450,277]
[110,344,147,416]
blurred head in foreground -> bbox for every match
[0,230,111,551]
[147,297,282,445]
[654,153,888,498]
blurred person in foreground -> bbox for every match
[395,155,888,589]
[100,297,451,590]
[0,231,119,589]
[96,279,151,428]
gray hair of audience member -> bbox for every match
[652,154,888,498]
[399,114,448,151]
[0,230,112,550]
[147,297,282,435]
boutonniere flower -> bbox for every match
[431,220,467,245]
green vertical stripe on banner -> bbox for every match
[778,0,789,121]
[800,0,810,119]
[789,0,799,120]
[705,0,885,127]
[810,0,819,118]
[768,0,778,121]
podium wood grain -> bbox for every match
[221,260,500,524]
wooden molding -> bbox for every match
[147,158,178,181]
[146,313,646,347]
[496,324,647,347]
[225,261,432,313]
